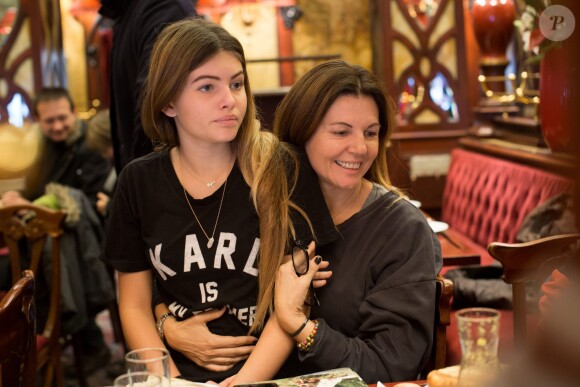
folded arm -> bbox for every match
[155,304,257,372]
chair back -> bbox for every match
[0,205,66,387]
[422,275,454,376]
[488,233,580,349]
[0,270,36,387]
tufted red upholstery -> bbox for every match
[442,148,574,366]
[442,148,574,265]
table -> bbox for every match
[371,381,427,387]
[437,227,482,267]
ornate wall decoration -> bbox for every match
[0,0,65,125]
[373,0,470,131]
[293,0,371,79]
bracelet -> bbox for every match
[156,312,175,342]
[297,320,319,352]
[289,317,309,337]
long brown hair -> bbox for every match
[274,60,401,192]
[141,17,295,332]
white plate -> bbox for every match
[428,220,449,233]
[409,199,422,208]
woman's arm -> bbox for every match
[229,314,295,385]
[155,303,257,372]
[118,270,181,377]
[275,207,440,382]
[228,245,327,385]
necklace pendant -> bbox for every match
[207,237,214,249]
[207,180,216,188]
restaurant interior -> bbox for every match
[0,0,579,386]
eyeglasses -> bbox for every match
[291,239,309,277]
[291,239,320,306]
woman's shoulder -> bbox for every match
[116,151,172,189]
[367,190,430,227]
[121,151,168,173]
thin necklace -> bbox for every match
[177,155,229,188]
[187,171,218,188]
[178,150,229,248]
[183,178,227,249]
[180,152,229,188]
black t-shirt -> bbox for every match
[102,149,336,381]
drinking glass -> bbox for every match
[125,348,170,386]
[114,371,162,386]
[456,307,501,387]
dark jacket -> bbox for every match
[99,0,197,172]
[24,120,109,206]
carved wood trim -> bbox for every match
[372,0,470,132]
[0,0,63,123]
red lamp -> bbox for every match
[471,0,516,92]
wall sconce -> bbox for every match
[280,6,302,29]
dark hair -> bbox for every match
[274,60,399,191]
[33,87,75,117]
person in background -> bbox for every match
[85,109,116,218]
[1,87,109,207]
[0,87,113,375]
[101,17,336,383]
[98,0,198,172]
[271,60,442,383]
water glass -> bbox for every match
[114,371,162,386]
[125,348,170,385]
[456,307,501,386]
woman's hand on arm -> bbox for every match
[158,305,257,372]
[227,243,329,384]
[312,259,332,288]
[118,271,181,377]
[275,242,326,335]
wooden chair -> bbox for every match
[0,270,36,387]
[0,205,68,387]
[421,275,454,376]
[487,233,580,350]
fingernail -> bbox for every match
[314,255,322,264]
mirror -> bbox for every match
[0,0,18,48]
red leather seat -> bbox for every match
[442,148,573,260]
[440,148,574,366]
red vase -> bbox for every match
[471,0,516,92]
[471,0,516,62]
[539,36,576,153]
